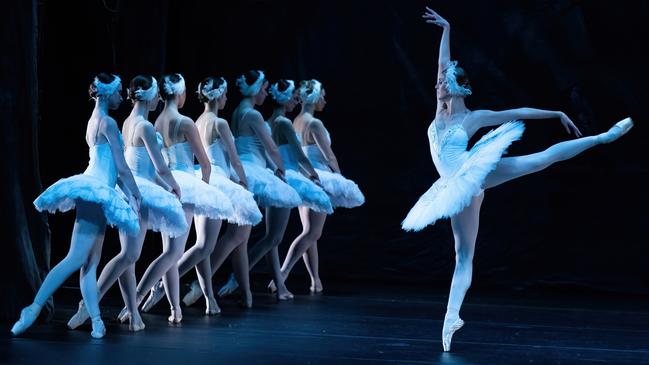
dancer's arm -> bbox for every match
[424,7,451,114]
[138,121,181,199]
[216,118,249,189]
[248,111,286,179]
[101,116,141,213]
[180,117,212,183]
[278,118,321,184]
[468,108,582,137]
[311,120,341,174]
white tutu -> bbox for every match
[196,166,263,226]
[315,169,365,209]
[402,121,525,231]
[242,161,302,208]
[134,176,188,237]
[34,174,140,236]
[172,170,234,220]
[285,170,333,214]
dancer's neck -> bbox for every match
[130,101,149,120]
[442,96,467,115]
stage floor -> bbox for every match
[2,280,648,365]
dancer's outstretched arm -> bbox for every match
[103,116,141,213]
[138,121,181,198]
[310,120,340,173]
[216,118,248,188]
[424,6,451,114]
[466,108,582,137]
[181,118,212,183]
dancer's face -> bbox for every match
[435,76,449,100]
[285,92,299,113]
[108,83,123,110]
[315,88,327,112]
[218,87,228,110]
[254,80,269,105]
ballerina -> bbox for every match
[402,7,634,352]
[217,79,332,301]
[140,76,263,314]
[11,73,141,338]
[119,73,233,324]
[66,75,188,332]
[272,79,365,294]
[182,70,301,309]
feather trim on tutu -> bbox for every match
[315,169,365,209]
[402,121,524,231]
[242,161,302,208]
[133,176,188,237]
[171,170,234,220]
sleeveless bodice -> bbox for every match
[235,134,267,167]
[206,137,231,177]
[83,143,118,186]
[163,141,194,173]
[278,143,299,170]
[124,145,156,180]
[428,122,470,178]
[303,129,330,171]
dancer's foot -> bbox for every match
[267,280,277,293]
[11,303,42,336]
[141,281,165,312]
[90,317,106,339]
[67,300,89,330]
[205,297,221,315]
[128,311,146,332]
[442,314,465,352]
[182,280,202,307]
[238,290,253,309]
[309,278,324,294]
[217,274,239,298]
[117,306,130,323]
[276,281,294,301]
[168,307,182,324]
[598,117,634,144]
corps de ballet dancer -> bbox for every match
[118,73,234,324]
[271,79,365,294]
[66,75,188,332]
[11,74,142,338]
[401,7,634,352]
[217,79,333,301]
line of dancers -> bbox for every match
[11,70,365,338]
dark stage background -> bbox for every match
[6,0,648,318]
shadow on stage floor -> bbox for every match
[2,278,648,365]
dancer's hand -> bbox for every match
[171,185,182,201]
[129,193,141,215]
[275,168,286,182]
[423,7,449,29]
[558,112,582,137]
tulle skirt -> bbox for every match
[172,170,234,220]
[402,121,525,231]
[34,174,140,235]
[241,161,302,208]
[285,170,333,214]
[314,169,365,209]
[133,176,188,237]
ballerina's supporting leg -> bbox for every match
[78,229,107,338]
[12,201,105,336]
[230,232,253,308]
[444,193,483,352]
[302,241,322,293]
[279,207,327,289]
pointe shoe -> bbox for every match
[276,291,294,301]
[128,314,146,332]
[11,304,42,336]
[309,279,324,294]
[599,117,634,143]
[182,281,202,307]
[117,306,130,323]
[141,281,165,312]
[267,280,277,293]
[442,318,465,352]
[217,274,239,298]
[205,297,221,315]
[67,300,89,330]
[238,292,253,309]
[168,308,182,324]
[90,317,106,339]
